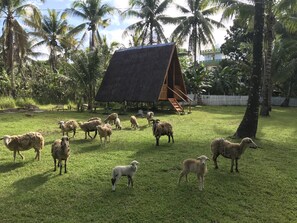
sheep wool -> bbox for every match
[51,136,70,175]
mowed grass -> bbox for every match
[0,106,296,223]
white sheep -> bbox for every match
[78,119,101,139]
[211,137,258,173]
[97,124,112,144]
[58,120,79,138]
[111,160,139,191]
[115,117,122,130]
[146,111,154,125]
[130,115,139,129]
[51,136,70,175]
[152,119,174,146]
[178,155,209,191]
[0,132,44,161]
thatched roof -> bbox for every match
[95,43,185,103]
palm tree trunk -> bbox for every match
[260,0,274,116]
[235,0,265,138]
[7,15,16,98]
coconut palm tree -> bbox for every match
[234,0,265,138]
[66,0,116,50]
[168,0,224,63]
[28,9,69,73]
[123,0,173,45]
[0,0,43,97]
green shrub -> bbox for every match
[15,97,37,108]
[0,97,16,109]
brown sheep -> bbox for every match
[211,137,258,173]
[0,132,44,161]
[51,136,70,175]
[152,119,174,146]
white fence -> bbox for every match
[187,94,297,107]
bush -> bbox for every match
[15,98,37,108]
[0,97,16,109]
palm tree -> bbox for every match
[28,9,69,73]
[123,0,172,45]
[235,0,265,138]
[0,0,43,97]
[66,0,116,50]
[168,0,224,63]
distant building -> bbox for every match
[200,48,225,68]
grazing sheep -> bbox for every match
[152,119,174,146]
[97,124,112,144]
[130,115,139,129]
[88,117,102,122]
[211,137,258,173]
[0,132,44,161]
[178,155,209,191]
[58,120,79,138]
[104,113,118,125]
[146,111,154,125]
[78,119,101,139]
[51,136,70,175]
[111,160,139,191]
[115,117,122,130]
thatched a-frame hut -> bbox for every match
[95,43,188,111]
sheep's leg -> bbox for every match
[127,176,133,187]
[13,150,17,162]
[53,159,57,171]
[59,160,62,175]
[230,159,234,173]
[64,160,67,173]
[168,135,170,143]
[178,171,188,184]
[18,151,24,160]
[72,130,76,138]
[212,153,219,169]
[87,131,93,139]
[235,159,239,173]
[156,137,160,146]
[111,177,119,191]
[171,134,174,143]
[198,176,203,191]
[93,130,98,139]
[84,132,87,139]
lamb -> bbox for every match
[130,115,139,129]
[178,155,209,191]
[58,120,79,138]
[78,119,101,139]
[146,111,154,125]
[97,124,112,144]
[152,119,174,146]
[104,113,118,125]
[51,136,70,175]
[111,160,139,191]
[0,132,44,161]
[211,137,258,173]
[115,117,122,130]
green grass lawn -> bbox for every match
[0,106,296,223]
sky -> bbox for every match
[0,0,232,57]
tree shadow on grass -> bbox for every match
[0,161,30,173]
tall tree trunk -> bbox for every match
[260,0,274,116]
[234,0,265,138]
[280,79,293,107]
[7,15,16,98]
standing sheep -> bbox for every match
[211,137,258,173]
[152,119,174,146]
[51,136,70,175]
[104,113,118,125]
[111,160,139,191]
[97,124,112,144]
[130,115,139,129]
[0,132,44,161]
[58,120,79,138]
[78,119,101,139]
[115,117,122,130]
[146,111,154,125]
[178,155,209,191]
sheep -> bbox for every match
[0,132,44,161]
[58,120,79,138]
[88,117,102,122]
[104,113,118,125]
[97,124,112,144]
[211,137,258,173]
[115,117,122,130]
[51,136,70,175]
[146,111,154,125]
[111,160,139,191]
[152,119,174,146]
[130,115,139,129]
[78,119,101,139]
[178,155,209,191]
